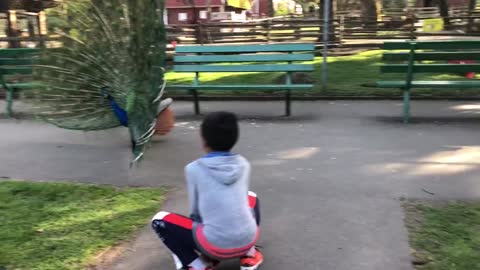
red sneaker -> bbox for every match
[240,249,264,270]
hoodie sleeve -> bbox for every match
[185,164,201,221]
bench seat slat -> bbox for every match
[0,67,33,75]
[376,80,480,88]
[169,84,313,90]
[174,64,314,72]
[0,58,35,65]
[174,54,314,63]
[381,64,480,73]
[383,52,480,61]
[176,44,315,53]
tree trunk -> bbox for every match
[468,0,476,32]
[438,0,450,25]
[360,0,377,22]
[268,0,274,17]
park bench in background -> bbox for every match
[0,48,39,117]
[376,40,480,123]
[169,43,315,116]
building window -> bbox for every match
[178,13,188,21]
[199,10,208,19]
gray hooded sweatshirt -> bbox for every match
[185,154,258,249]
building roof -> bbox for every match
[0,0,61,12]
[166,0,223,8]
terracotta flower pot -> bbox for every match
[155,107,175,135]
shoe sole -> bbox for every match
[240,259,263,270]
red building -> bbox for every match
[165,0,270,24]
[166,0,225,24]
[250,0,269,17]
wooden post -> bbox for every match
[467,0,476,33]
[266,19,271,43]
[27,17,35,39]
[38,11,47,35]
[339,15,344,47]
[37,11,48,47]
[409,17,416,40]
[196,24,204,45]
[7,10,20,48]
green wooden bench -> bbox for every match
[376,40,480,123]
[0,48,39,117]
[169,43,315,116]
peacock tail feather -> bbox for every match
[32,0,167,162]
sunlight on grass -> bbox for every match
[0,181,166,270]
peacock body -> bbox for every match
[32,0,167,162]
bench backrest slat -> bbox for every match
[381,64,480,73]
[176,43,315,53]
[174,64,314,73]
[0,48,39,58]
[174,53,314,63]
[383,40,480,50]
[0,58,35,66]
[0,49,38,77]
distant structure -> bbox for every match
[165,0,270,24]
[0,0,60,48]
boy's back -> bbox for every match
[186,154,257,249]
[152,111,263,270]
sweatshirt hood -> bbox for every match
[197,155,246,185]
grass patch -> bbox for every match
[0,181,166,270]
[404,201,480,270]
[166,50,480,97]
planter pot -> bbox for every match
[155,107,175,135]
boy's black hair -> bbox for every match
[201,111,239,152]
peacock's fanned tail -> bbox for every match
[32,0,167,162]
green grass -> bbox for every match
[166,50,480,97]
[405,202,480,270]
[0,181,166,270]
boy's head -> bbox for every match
[201,111,239,152]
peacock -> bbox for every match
[31,0,169,163]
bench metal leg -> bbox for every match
[192,90,200,115]
[403,89,410,124]
[285,90,291,116]
[6,89,13,118]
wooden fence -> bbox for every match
[166,15,480,50]
[4,14,480,50]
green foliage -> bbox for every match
[0,181,166,270]
[34,0,167,161]
[406,202,480,270]
[275,1,292,15]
